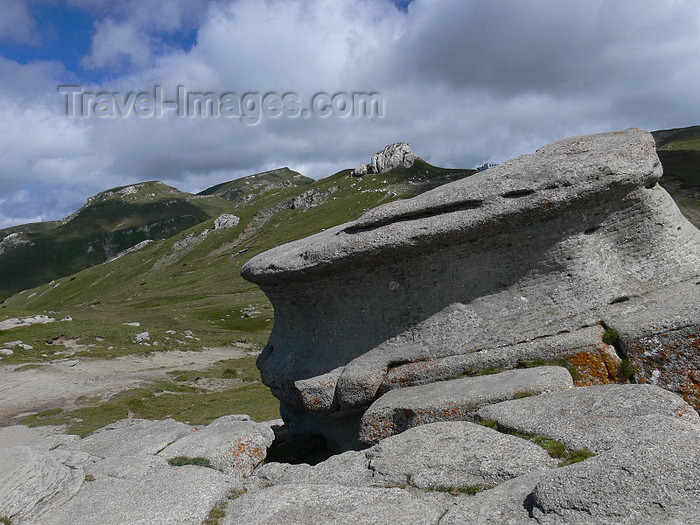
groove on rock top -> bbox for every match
[343,199,484,234]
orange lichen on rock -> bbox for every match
[569,343,624,386]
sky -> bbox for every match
[1,0,700,228]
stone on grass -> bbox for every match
[133,331,150,343]
[214,214,241,230]
[360,366,572,445]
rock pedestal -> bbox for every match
[241,129,700,449]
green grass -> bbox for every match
[620,358,636,381]
[21,381,279,437]
[602,328,619,345]
[512,390,537,399]
[203,489,246,525]
[476,419,595,466]
[454,366,504,379]
[168,456,217,469]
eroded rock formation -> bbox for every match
[352,142,415,176]
[242,128,700,449]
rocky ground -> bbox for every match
[2,370,698,524]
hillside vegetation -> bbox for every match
[0,182,241,300]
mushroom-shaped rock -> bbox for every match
[241,129,700,450]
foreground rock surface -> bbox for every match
[234,385,700,525]
[0,417,276,524]
[3,384,699,524]
[242,128,700,448]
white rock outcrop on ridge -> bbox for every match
[242,128,700,449]
[351,142,415,176]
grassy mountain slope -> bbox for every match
[0,179,297,301]
[653,126,700,228]
[199,167,313,203]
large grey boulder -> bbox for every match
[476,384,700,452]
[241,128,700,449]
[365,421,556,489]
[360,366,573,444]
[158,415,275,476]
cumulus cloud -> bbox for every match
[82,18,152,70]
[2,0,700,228]
[76,0,210,71]
[0,0,40,46]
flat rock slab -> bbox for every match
[39,464,231,525]
[379,325,622,393]
[1,416,275,524]
[440,472,545,525]
[477,383,700,452]
[367,421,556,489]
[224,484,448,525]
[528,418,700,524]
[63,418,193,458]
[0,425,76,449]
[158,415,275,476]
[360,366,572,444]
[0,446,88,523]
